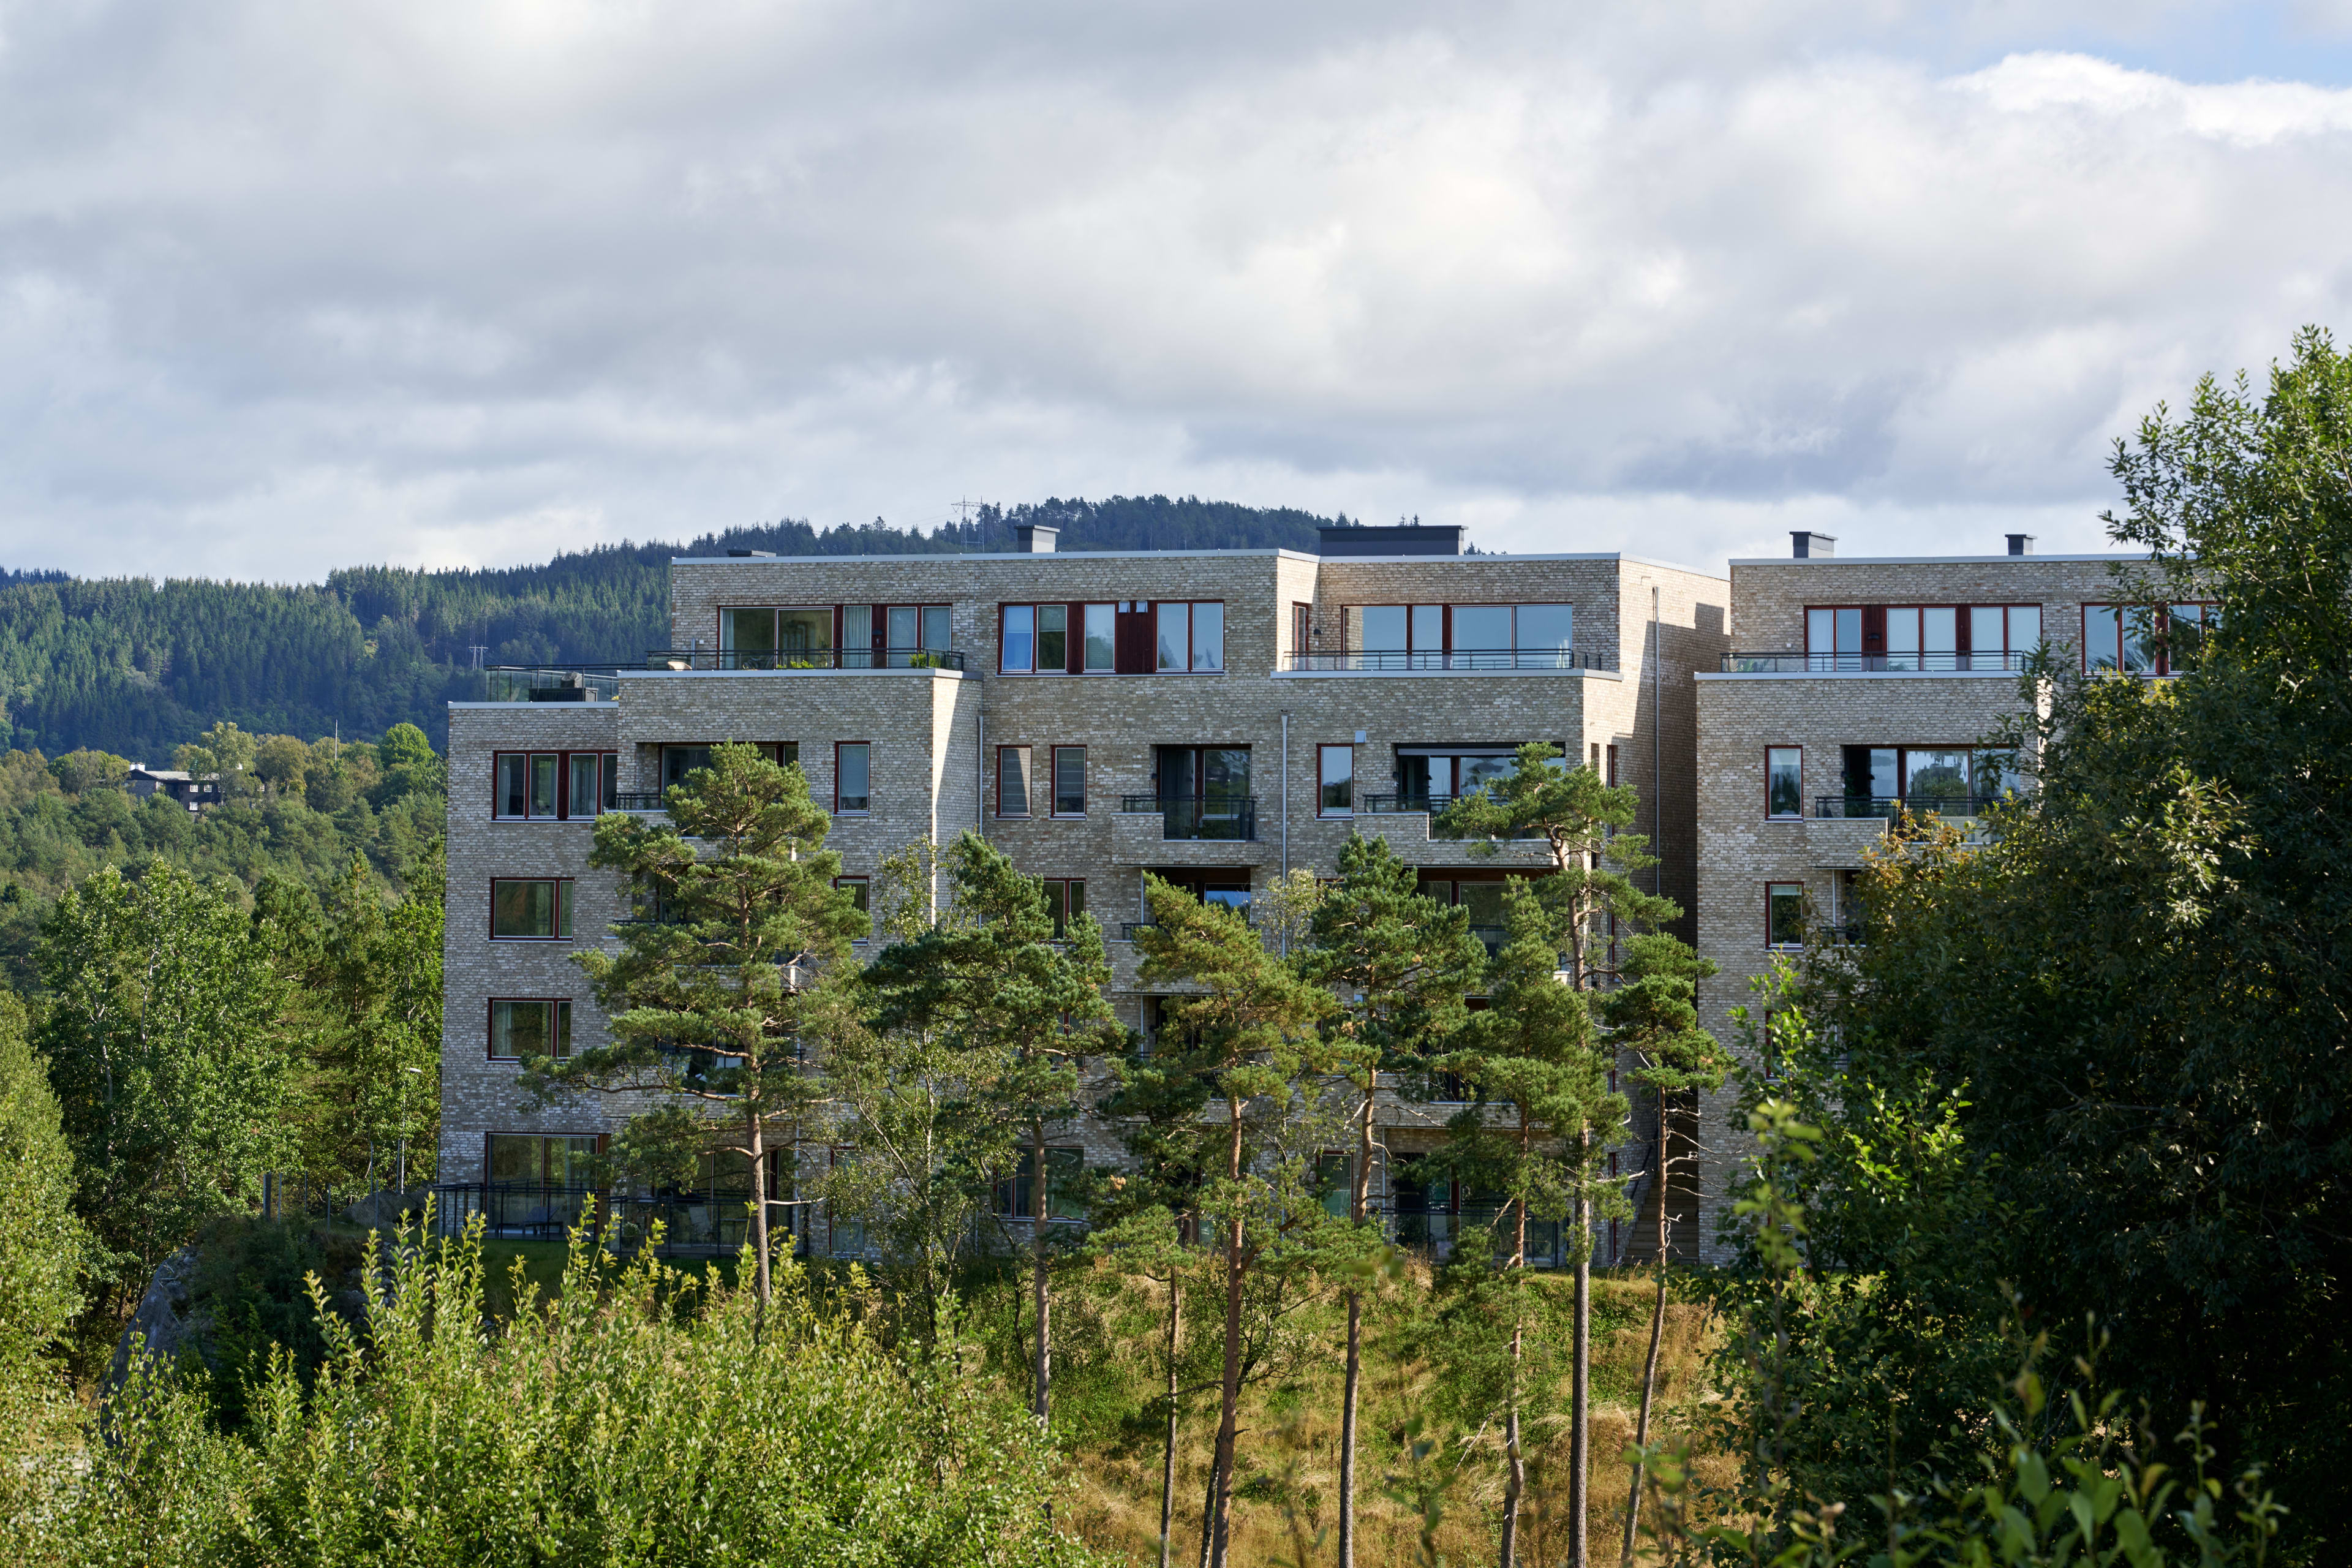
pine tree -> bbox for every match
[1296,834,1485,1568]
[527,743,867,1308]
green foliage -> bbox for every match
[1725,328,2352,1552]
[36,1222,1099,1567]
[0,986,86,1507]
[39,865,299,1321]
[535,743,865,1297]
[0,499,1349,760]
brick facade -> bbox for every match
[442,544,1727,1258]
[1686,549,2154,1262]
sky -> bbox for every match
[4,1,2351,583]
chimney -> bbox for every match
[725,548,775,558]
[1790,531,1836,559]
[2007,533,2035,556]
[1015,524,1058,554]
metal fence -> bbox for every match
[643,648,967,671]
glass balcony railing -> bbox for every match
[1118,796,1258,841]
[482,666,623,702]
[1286,649,1613,673]
[644,647,966,671]
[1723,651,2028,674]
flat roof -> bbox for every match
[672,549,1722,577]
[1728,553,2150,567]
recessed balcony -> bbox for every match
[1284,649,1613,673]
[643,648,968,671]
[1112,797,1263,867]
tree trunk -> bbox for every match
[1501,1187,1529,1568]
[1338,1072,1375,1568]
[748,1108,772,1310]
[1621,1152,1670,1568]
[1571,1125,1591,1568]
[1161,1263,1183,1568]
[1031,1117,1051,1427]
[1208,1103,1246,1568]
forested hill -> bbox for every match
[0,496,1355,760]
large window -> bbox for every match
[1052,747,1086,816]
[1003,603,1114,674]
[491,880,572,940]
[496,752,619,820]
[1418,874,1509,940]
[1083,604,1115,671]
[718,606,833,668]
[1156,601,1225,672]
[661,743,795,792]
[1828,745,2021,816]
[834,743,870,815]
[1319,744,1354,816]
[1393,746,1521,810]
[489,999,573,1060]
[1041,878,1085,938]
[835,876,870,936]
[997,746,1032,818]
[1765,748,1803,819]
[1804,604,2043,671]
[2082,603,2214,674]
[487,1133,598,1188]
[994,1147,1084,1220]
[1340,603,1575,668]
[1766,883,1806,949]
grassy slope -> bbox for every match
[989,1263,1728,1567]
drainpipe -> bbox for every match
[1652,585,1662,896]
[1280,711,1291,882]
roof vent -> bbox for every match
[1790,531,1836,559]
[725,549,775,558]
[2007,533,2036,556]
[1014,524,1059,554]
[1317,524,1462,557]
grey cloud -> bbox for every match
[0,1,2345,580]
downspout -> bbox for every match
[1652,585,1662,897]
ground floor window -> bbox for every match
[486,1133,598,1187]
[995,1147,1084,1220]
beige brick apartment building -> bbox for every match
[437,524,1727,1261]
[1684,531,2185,1263]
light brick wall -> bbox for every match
[444,546,1730,1251]
[1685,548,2153,1262]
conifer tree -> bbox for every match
[1297,834,1485,1568]
[1132,873,1336,1568]
[1435,744,1678,1568]
[1598,932,1723,1566]
[527,743,867,1308]
[862,831,1119,1425]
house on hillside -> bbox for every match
[126,766,223,812]
[435,523,1729,1264]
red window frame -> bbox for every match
[996,745,1033,818]
[487,997,574,1061]
[1050,746,1087,817]
[494,751,618,821]
[1765,747,1803,820]
[1317,744,1354,817]
[1765,881,1806,949]
[833,742,871,815]
[489,878,573,941]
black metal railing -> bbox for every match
[432,1181,812,1256]
[1361,792,1461,815]
[483,665,624,703]
[1120,911,1254,941]
[612,791,668,812]
[1813,794,2009,819]
[1467,924,1507,954]
[644,648,967,672]
[1117,796,1258,842]
[1722,651,2028,674]
[1285,649,1613,673]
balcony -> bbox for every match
[1721,651,2026,674]
[1112,796,1263,867]
[1361,792,1460,814]
[1284,649,1614,673]
[1348,807,1556,869]
[643,647,968,671]
[482,665,624,702]
[1813,794,2009,819]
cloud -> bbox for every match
[0,2,2346,579]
